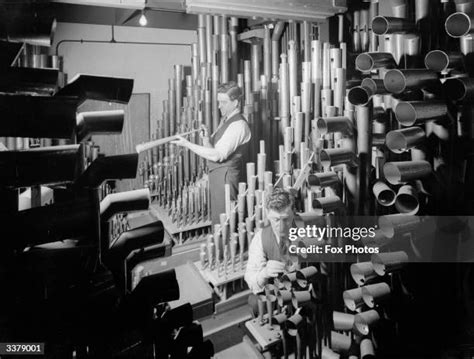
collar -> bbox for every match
[223,108,240,122]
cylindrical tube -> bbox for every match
[394,101,447,126]
[372,16,416,35]
[372,180,396,206]
[445,12,474,38]
[355,52,396,72]
[424,50,464,72]
[383,161,432,185]
[383,69,438,94]
[386,127,426,153]
[395,184,420,214]
[444,77,474,101]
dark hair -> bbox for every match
[266,188,295,212]
[217,81,242,101]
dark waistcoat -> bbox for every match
[208,113,250,172]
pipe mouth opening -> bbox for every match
[316,118,328,135]
[383,163,402,185]
[378,189,397,206]
[348,86,370,106]
[386,130,408,153]
[384,69,405,94]
[395,193,419,214]
[361,78,378,93]
[362,294,375,308]
[372,16,389,35]
[445,12,471,38]
[445,78,466,101]
[356,53,374,72]
[424,50,449,72]
[395,102,417,126]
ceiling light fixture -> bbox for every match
[139,10,147,26]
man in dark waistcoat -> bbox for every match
[244,188,299,294]
[172,81,251,225]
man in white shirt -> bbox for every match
[244,188,299,294]
[172,82,251,224]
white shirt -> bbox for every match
[212,109,251,162]
[244,228,299,294]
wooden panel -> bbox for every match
[78,93,150,191]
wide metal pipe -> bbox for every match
[313,196,344,214]
[354,310,380,336]
[320,148,356,168]
[424,50,464,72]
[361,78,388,95]
[372,180,396,206]
[444,77,474,101]
[331,331,351,353]
[386,127,425,153]
[317,116,353,136]
[395,101,447,126]
[350,262,377,286]
[383,69,438,94]
[372,16,416,35]
[348,86,372,106]
[355,52,396,72]
[445,12,474,38]
[307,172,339,188]
[395,184,419,214]
[371,251,408,275]
[383,160,432,185]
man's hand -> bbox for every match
[262,260,285,278]
[199,124,210,139]
[171,135,189,147]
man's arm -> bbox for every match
[173,120,250,162]
[244,230,269,294]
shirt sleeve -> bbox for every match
[213,120,251,162]
[244,230,268,294]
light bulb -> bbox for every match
[139,12,147,26]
